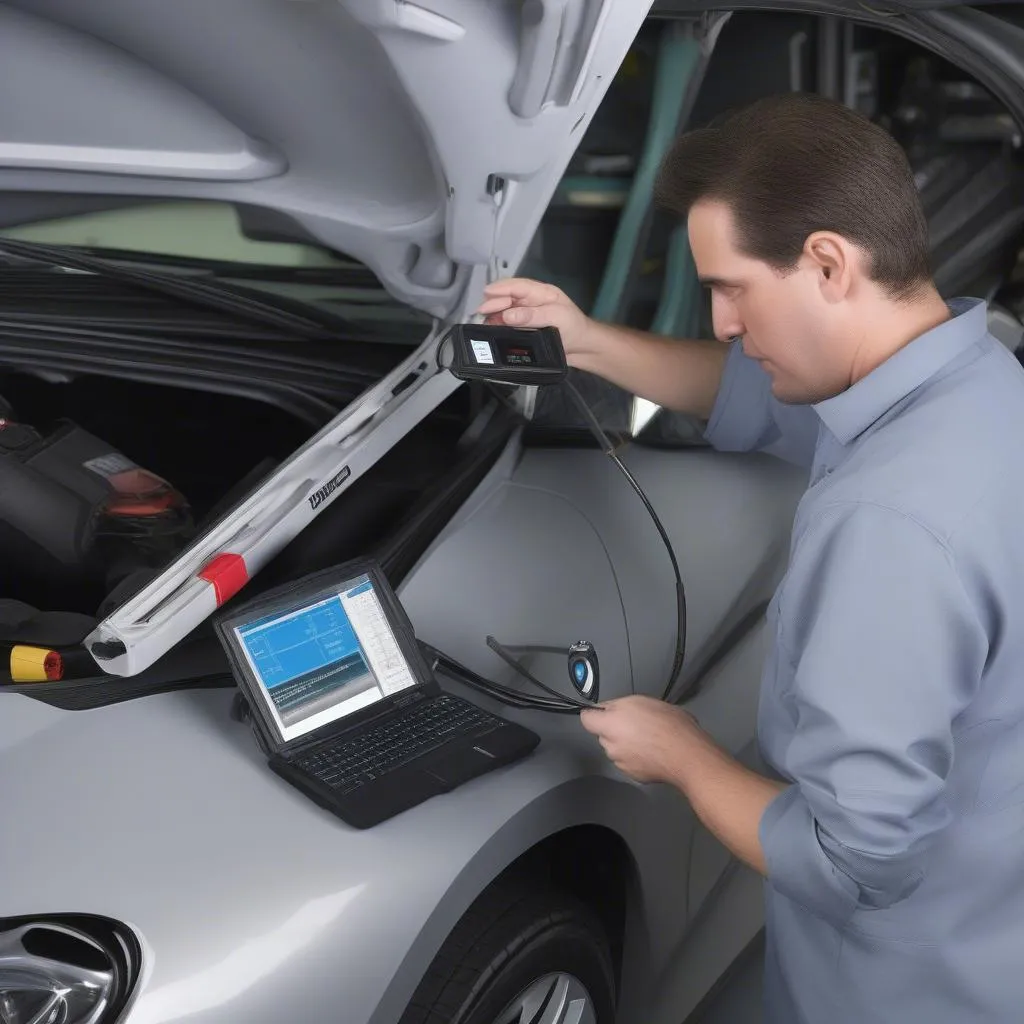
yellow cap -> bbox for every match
[10,645,63,683]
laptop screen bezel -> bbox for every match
[214,559,433,752]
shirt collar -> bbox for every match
[813,297,989,445]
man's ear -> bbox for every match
[804,231,853,301]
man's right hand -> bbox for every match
[475,275,728,420]
[476,278,593,364]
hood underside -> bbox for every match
[0,0,654,318]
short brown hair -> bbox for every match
[654,92,932,299]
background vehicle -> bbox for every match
[1,2,1023,1023]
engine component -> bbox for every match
[0,397,194,612]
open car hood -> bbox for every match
[0,0,653,319]
[0,0,657,678]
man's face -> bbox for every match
[687,200,851,404]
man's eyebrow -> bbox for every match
[698,275,740,288]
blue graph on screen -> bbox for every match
[241,596,361,689]
[237,592,388,730]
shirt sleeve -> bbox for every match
[703,341,821,469]
[759,501,988,929]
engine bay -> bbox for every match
[0,364,482,623]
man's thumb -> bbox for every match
[502,306,531,326]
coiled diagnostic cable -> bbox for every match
[561,380,687,702]
[422,639,594,714]
[424,377,688,711]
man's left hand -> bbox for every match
[579,695,707,785]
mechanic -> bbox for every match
[477,91,1024,1023]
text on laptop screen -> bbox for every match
[234,573,418,743]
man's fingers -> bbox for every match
[479,305,540,326]
[503,307,534,325]
[580,700,618,735]
[481,276,555,297]
[476,295,516,315]
[480,276,532,296]
[476,298,537,326]
[479,278,563,307]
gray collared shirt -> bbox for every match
[705,297,1024,1023]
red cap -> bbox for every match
[43,651,64,681]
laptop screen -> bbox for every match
[233,572,418,743]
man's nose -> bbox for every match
[711,299,743,343]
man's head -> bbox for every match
[655,92,940,404]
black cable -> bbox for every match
[421,641,585,715]
[435,334,686,702]
[486,636,604,712]
[563,380,687,702]
[500,643,572,657]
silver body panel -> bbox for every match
[0,441,805,1022]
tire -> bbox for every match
[399,876,617,1024]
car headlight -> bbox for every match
[0,917,141,1024]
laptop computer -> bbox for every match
[214,558,540,829]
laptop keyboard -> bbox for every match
[291,695,504,793]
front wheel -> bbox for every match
[400,877,617,1024]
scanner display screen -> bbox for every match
[499,343,536,366]
[469,338,537,366]
[446,324,566,385]
[234,574,417,742]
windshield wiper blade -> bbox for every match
[0,316,383,393]
[59,243,386,289]
[0,237,353,340]
[0,264,417,347]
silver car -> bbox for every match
[2,2,1022,1023]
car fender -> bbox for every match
[0,686,683,1024]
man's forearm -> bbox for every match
[570,320,728,421]
[667,730,788,876]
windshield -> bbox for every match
[0,197,433,338]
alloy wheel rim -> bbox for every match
[492,972,596,1024]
